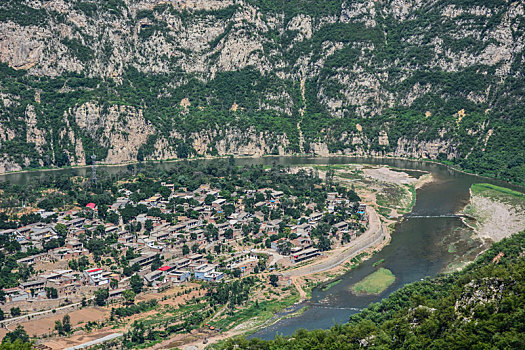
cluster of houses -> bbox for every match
[0,183,368,308]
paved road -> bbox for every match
[284,208,385,278]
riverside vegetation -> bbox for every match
[0,0,524,186]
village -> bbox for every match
[0,164,369,343]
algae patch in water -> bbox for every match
[351,268,395,295]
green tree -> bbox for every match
[205,194,215,205]
[150,254,162,271]
[2,325,29,344]
[68,259,78,270]
[45,287,58,299]
[191,243,199,253]
[316,236,332,251]
[54,320,64,335]
[130,274,143,294]
[123,290,136,305]
[10,307,21,317]
[94,288,109,306]
[224,228,234,239]
[269,274,279,287]
[54,223,67,237]
[62,314,71,333]
[144,219,153,232]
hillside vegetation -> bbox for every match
[0,0,524,185]
[219,230,525,349]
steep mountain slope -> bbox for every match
[219,231,525,349]
[0,0,524,184]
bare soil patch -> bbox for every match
[19,307,108,336]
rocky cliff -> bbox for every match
[0,0,524,183]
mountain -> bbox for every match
[0,0,524,184]
[219,231,525,349]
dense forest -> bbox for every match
[0,0,524,185]
[218,230,525,349]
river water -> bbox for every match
[0,156,521,339]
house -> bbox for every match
[191,229,205,241]
[185,219,200,229]
[144,270,164,283]
[194,264,217,280]
[291,236,312,249]
[270,191,284,199]
[66,217,86,228]
[167,270,191,283]
[290,248,320,263]
[29,225,58,242]
[145,195,161,206]
[84,268,109,286]
[129,253,156,267]
[271,238,287,250]
[118,234,136,244]
[44,271,81,296]
[16,252,48,266]
[49,247,85,260]
[308,212,323,223]
[20,279,46,293]
[157,265,176,273]
[212,198,227,208]
[203,272,224,282]
[295,223,312,235]
[111,198,129,211]
[109,289,125,300]
[65,239,83,250]
[104,224,119,235]
[3,288,29,302]
[188,254,204,264]
[333,221,349,232]
[171,258,191,269]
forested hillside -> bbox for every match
[219,231,525,349]
[0,0,524,184]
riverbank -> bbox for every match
[462,183,525,243]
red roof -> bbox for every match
[86,203,96,209]
[87,268,102,273]
[158,266,171,271]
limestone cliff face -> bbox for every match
[0,0,524,174]
[71,102,156,164]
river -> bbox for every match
[0,156,520,339]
